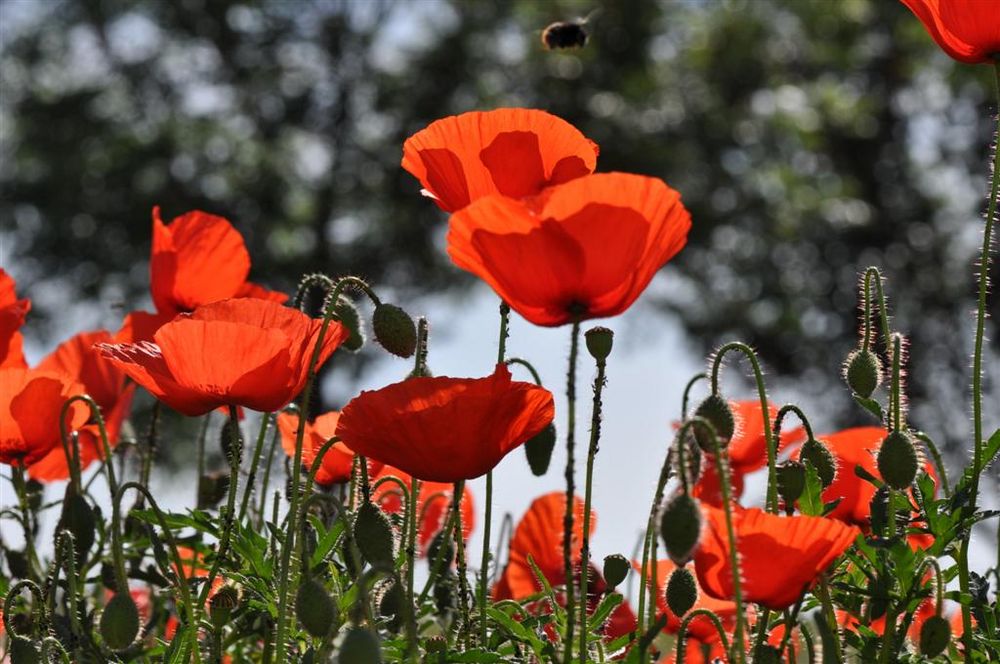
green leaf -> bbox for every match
[853,395,884,422]
[587,592,624,641]
[799,462,824,516]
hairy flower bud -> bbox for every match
[524,423,557,476]
[210,585,241,629]
[100,592,140,651]
[919,615,951,658]
[660,493,703,565]
[602,554,629,588]
[334,297,365,352]
[800,438,837,487]
[692,395,734,452]
[354,502,396,568]
[877,430,919,490]
[844,349,882,398]
[372,303,417,358]
[777,459,807,505]
[338,626,382,663]
[665,567,697,617]
[296,577,337,637]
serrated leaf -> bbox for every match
[853,395,884,422]
[853,464,882,487]
[587,592,624,640]
[799,462,824,516]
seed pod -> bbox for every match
[210,585,241,629]
[602,554,629,589]
[333,298,365,352]
[659,493,703,565]
[338,626,382,664]
[100,592,140,651]
[296,577,337,637]
[585,326,614,362]
[377,580,406,631]
[57,492,95,561]
[692,395,734,452]
[776,460,807,505]
[665,567,697,617]
[524,423,557,476]
[877,430,919,490]
[919,614,951,658]
[354,502,395,568]
[844,349,882,398]
[800,438,837,487]
[372,303,417,359]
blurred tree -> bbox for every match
[1,0,996,460]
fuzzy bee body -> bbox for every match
[541,20,588,49]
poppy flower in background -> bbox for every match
[276,410,383,486]
[98,299,347,416]
[1,367,89,467]
[448,172,691,327]
[0,268,30,369]
[690,400,806,507]
[371,465,475,554]
[401,108,599,212]
[493,492,587,601]
[639,558,739,645]
[336,363,555,482]
[694,505,860,610]
[28,330,136,481]
[900,0,1000,64]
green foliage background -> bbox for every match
[2,0,997,460]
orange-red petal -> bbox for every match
[337,363,554,482]
[372,465,475,554]
[448,172,691,326]
[0,269,30,369]
[402,108,598,212]
[1,368,88,466]
[276,410,380,486]
[901,0,1000,64]
[694,506,860,610]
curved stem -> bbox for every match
[199,405,243,606]
[710,342,777,512]
[912,431,950,497]
[563,321,581,663]
[709,429,746,663]
[239,411,274,522]
[676,609,731,663]
[959,63,1000,662]
[579,353,608,662]
[61,394,117,497]
[505,357,543,385]
[680,372,708,419]
[773,403,815,443]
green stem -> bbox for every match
[453,480,472,647]
[257,414,283,528]
[563,321,581,663]
[11,464,39,580]
[405,473,420,660]
[709,430,745,664]
[579,354,608,663]
[480,302,508,645]
[680,372,708,419]
[239,411,273,522]
[710,342,777,512]
[675,609,731,663]
[195,413,210,505]
[61,395,117,497]
[815,574,844,664]
[960,62,1000,661]
[889,335,903,432]
[199,405,243,606]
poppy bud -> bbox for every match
[434,572,457,614]
[425,636,447,653]
[354,502,396,568]
[776,460,807,504]
[585,326,614,362]
[100,592,140,651]
[333,298,365,352]
[377,580,405,631]
[338,626,382,663]
[426,529,456,566]
[659,493,703,565]
[919,614,951,658]
[372,303,417,359]
[844,349,882,398]
[296,577,337,637]
[665,567,697,617]
[670,438,703,485]
[210,585,241,629]
[524,423,557,476]
[751,645,783,664]
[57,492,95,561]
[9,637,41,664]
[877,431,918,490]
[6,549,29,580]
[800,438,837,487]
[691,395,734,452]
[602,554,629,588]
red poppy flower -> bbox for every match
[639,558,739,644]
[27,330,136,481]
[838,596,935,641]
[493,492,587,601]
[447,172,691,327]
[900,0,1000,64]
[152,207,281,314]
[371,465,475,554]
[0,269,30,369]
[336,363,554,482]
[98,299,346,416]
[276,410,383,486]
[1,367,89,466]
[401,108,599,212]
[694,505,860,610]
[691,400,805,507]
